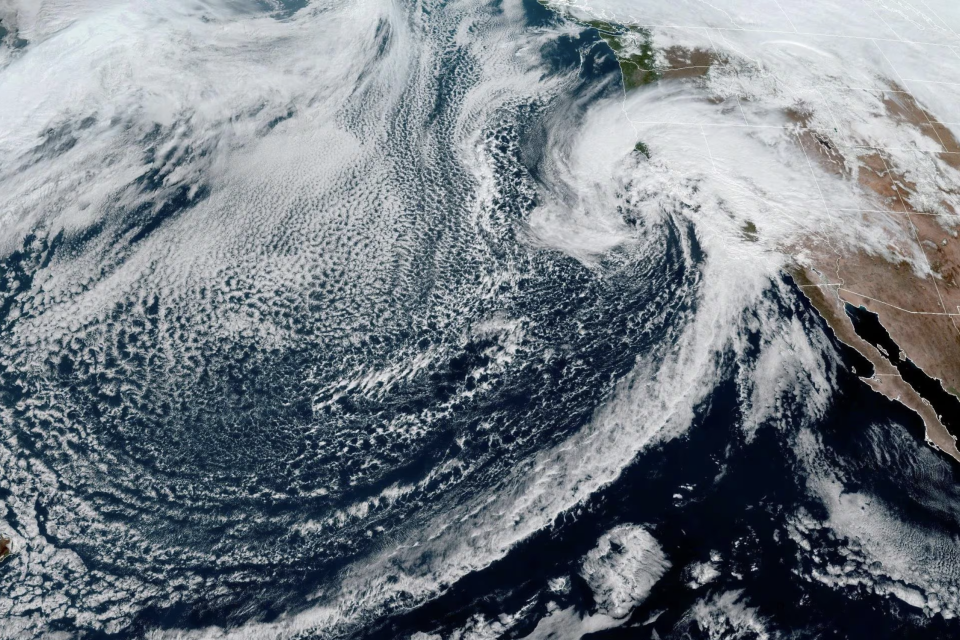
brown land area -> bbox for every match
[791,87,960,461]
[648,47,960,459]
[792,267,959,456]
[616,33,960,459]
[551,9,960,459]
[659,46,718,80]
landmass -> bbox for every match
[547,4,960,461]
[789,88,960,460]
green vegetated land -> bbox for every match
[585,20,659,89]
[534,2,660,90]
[536,3,658,158]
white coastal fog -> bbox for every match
[2,0,960,638]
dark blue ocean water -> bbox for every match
[2,0,960,638]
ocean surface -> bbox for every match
[2,0,960,638]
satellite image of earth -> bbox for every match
[4,0,960,637]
